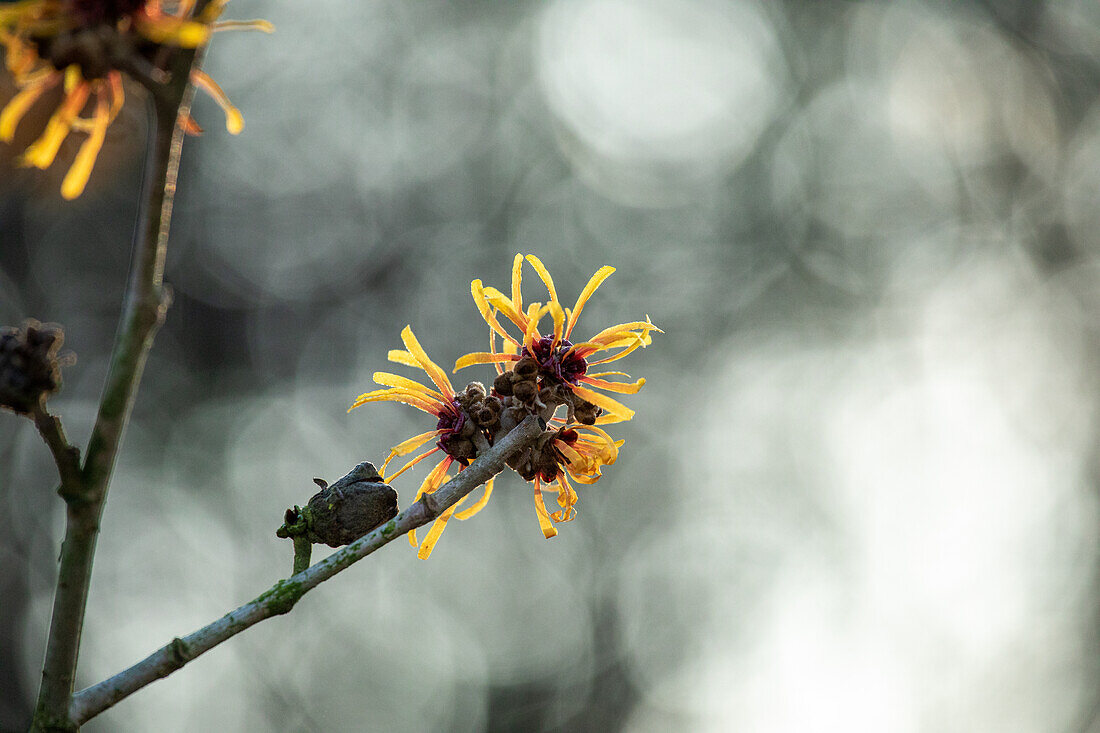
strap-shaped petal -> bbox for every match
[388,349,420,368]
[191,68,243,133]
[407,457,452,547]
[579,375,646,394]
[472,279,518,344]
[566,266,614,339]
[570,384,635,421]
[60,93,108,199]
[384,445,439,482]
[483,287,528,332]
[511,253,524,317]
[373,371,444,401]
[522,302,545,351]
[455,477,495,520]
[348,388,438,415]
[454,351,521,371]
[400,325,454,398]
[0,71,57,142]
[380,430,439,473]
[548,299,566,347]
[586,336,651,366]
[525,255,559,305]
[417,497,465,559]
[533,479,558,539]
[21,73,88,169]
[135,16,212,47]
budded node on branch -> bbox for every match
[0,320,70,414]
[278,462,398,548]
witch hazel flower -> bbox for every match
[350,255,658,555]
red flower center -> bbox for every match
[528,336,587,384]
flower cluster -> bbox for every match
[350,254,659,558]
[0,0,270,198]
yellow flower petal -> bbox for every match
[511,253,524,317]
[400,325,454,398]
[570,384,635,421]
[135,16,212,47]
[566,265,615,339]
[471,280,518,345]
[387,349,421,368]
[525,254,558,305]
[533,479,558,539]
[191,69,243,134]
[372,371,444,401]
[406,457,452,547]
[455,477,494,520]
[61,94,109,199]
[21,75,89,170]
[549,298,565,347]
[0,72,57,142]
[579,375,646,394]
[417,497,464,559]
[348,388,438,415]
[453,351,520,371]
[384,445,440,483]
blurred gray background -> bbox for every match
[4,0,1100,730]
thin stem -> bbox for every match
[68,416,545,726]
[31,48,200,732]
[291,536,312,575]
[30,400,82,499]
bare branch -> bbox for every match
[29,400,82,499]
[69,415,544,726]
[31,45,204,733]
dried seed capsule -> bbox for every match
[512,379,537,403]
[514,357,539,379]
[483,395,503,413]
[0,321,67,414]
[474,406,497,427]
[493,372,514,396]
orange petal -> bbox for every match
[417,497,464,559]
[533,479,558,539]
[190,69,243,134]
[384,445,440,483]
[455,477,494,520]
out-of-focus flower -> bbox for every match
[0,319,67,414]
[457,254,659,424]
[349,326,500,559]
[0,0,270,198]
